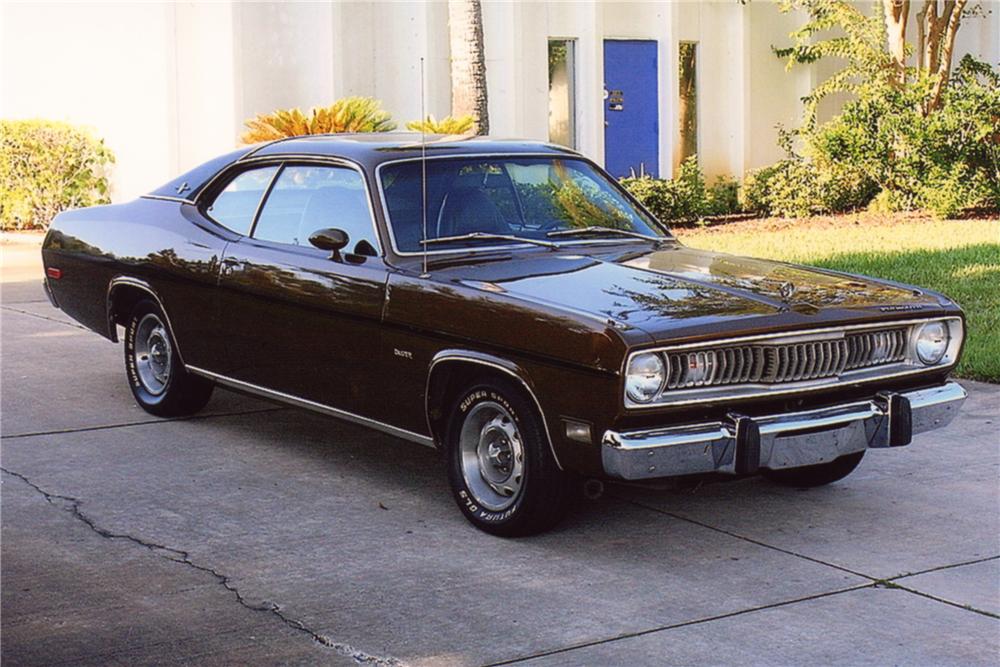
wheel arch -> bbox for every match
[106,277,185,364]
[425,350,563,470]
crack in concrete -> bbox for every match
[621,496,871,579]
[485,583,873,666]
[621,497,1000,620]
[1,406,288,440]
[1,467,403,666]
[613,496,1000,604]
[873,578,1000,619]
[888,554,1000,581]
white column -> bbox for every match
[174,1,241,166]
[576,1,604,164]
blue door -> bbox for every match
[603,40,659,178]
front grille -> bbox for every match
[663,328,908,390]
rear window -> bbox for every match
[148,147,255,200]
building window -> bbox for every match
[548,39,576,149]
[678,41,698,165]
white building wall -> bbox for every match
[174,2,241,174]
[234,2,337,121]
[1,2,178,200]
[2,0,996,203]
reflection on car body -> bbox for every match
[42,134,967,535]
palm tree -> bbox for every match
[447,0,489,135]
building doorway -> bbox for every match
[603,39,659,178]
[548,39,577,149]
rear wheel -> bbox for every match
[445,378,572,536]
[761,451,865,488]
[124,299,213,417]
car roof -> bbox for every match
[247,133,580,166]
[147,134,580,201]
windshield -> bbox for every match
[379,157,668,253]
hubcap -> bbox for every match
[459,401,525,511]
[134,313,172,395]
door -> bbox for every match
[215,162,389,419]
[603,39,659,178]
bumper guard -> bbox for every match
[602,382,966,480]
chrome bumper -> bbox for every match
[602,382,967,480]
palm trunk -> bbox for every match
[448,0,489,135]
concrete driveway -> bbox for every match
[2,235,998,666]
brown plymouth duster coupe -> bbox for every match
[42,135,967,535]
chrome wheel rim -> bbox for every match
[459,401,525,511]
[134,313,172,396]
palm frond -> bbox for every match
[405,115,475,135]
[239,97,396,144]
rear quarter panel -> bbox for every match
[42,199,230,368]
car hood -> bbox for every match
[436,244,950,343]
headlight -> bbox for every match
[915,321,950,365]
[626,353,665,403]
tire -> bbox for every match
[124,299,213,417]
[761,451,865,488]
[445,377,572,536]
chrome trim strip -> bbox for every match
[602,382,967,479]
[624,316,963,409]
[106,276,181,358]
[245,164,284,238]
[638,317,959,353]
[141,194,196,205]
[426,352,564,469]
[373,153,672,258]
[186,365,435,448]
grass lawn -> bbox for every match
[676,213,1000,382]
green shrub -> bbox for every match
[784,55,999,219]
[0,120,115,230]
[620,156,741,223]
[741,163,780,215]
[705,176,741,216]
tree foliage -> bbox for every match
[764,0,998,218]
[775,0,895,129]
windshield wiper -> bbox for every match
[420,232,559,250]
[546,226,667,244]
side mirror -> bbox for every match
[309,228,349,260]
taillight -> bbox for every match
[46,267,62,280]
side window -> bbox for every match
[253,165,378,255]
[205,166,279,235]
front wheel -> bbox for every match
[445,378,572,536]
[761,451,866,488]
[124,299,213,417]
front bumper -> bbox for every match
[602,382,967,480]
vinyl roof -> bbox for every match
[148,134,581,200]
[247,133,580,164]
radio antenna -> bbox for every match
[419,56,429,278]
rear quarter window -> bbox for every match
[204,166,279,235]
